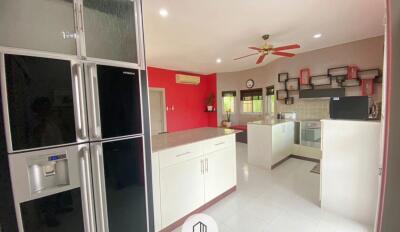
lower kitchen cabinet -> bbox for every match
[204,146,236,202]
[160,156,205,227]
[152,134,237,231]
[248,121,294,169]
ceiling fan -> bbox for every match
[234,34,300,64]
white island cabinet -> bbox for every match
[321,119,381,227]
[248,120,294,169]
[151,128,238,232]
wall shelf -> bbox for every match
[310,75,332,87]
[276,66,380,105]
[278,73,289,82]
[285,78,300,91]
[276,90,288,100]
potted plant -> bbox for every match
[225,109,232,128]
[205,93,215,112]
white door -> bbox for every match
[160,157,205,227]
[204,147,236,202]
[149,89,166,135]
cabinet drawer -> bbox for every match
[158,142,204,168]
[203,135,235,154]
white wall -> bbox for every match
[217,36,384,125]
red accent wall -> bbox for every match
[147,67,217,132]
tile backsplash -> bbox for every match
[277,99,330,120]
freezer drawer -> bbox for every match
[91,136,148,232]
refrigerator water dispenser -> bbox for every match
[28,154,70,194]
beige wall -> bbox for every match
[217,36,384,124]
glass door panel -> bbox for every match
[92,137,147,232]
[82,0,138,63]
[96,65,142,139]
[0,0,78,55]
[20,188,85,232]
[3,54,78,151]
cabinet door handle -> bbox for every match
[206,158,208,173]
[79,3,84,32]
[201,160,204,174]
[73,2,79,32]
[176,152,191,157]
[215,142,225,146]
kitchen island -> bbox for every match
[247,119,295,169]
[151,127,239,232]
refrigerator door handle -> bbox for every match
[77,64,88,139]
[73,63,88,141]
[92,143,109,232]
[79,147,92,232]
[89,65,102,139]
[82,146,96,232]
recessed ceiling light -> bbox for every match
[216,58,222,63]
[313,33,322,39]
[159,9,168,17]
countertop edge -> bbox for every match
[151,129,241,153]
[247,120,295,126]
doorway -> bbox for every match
[149,88,167,135]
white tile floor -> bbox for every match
[173,143,373,232]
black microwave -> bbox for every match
[330,96,369,120]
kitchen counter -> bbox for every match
[247,121,295,169]
[151,127,240,152]
[247,119,293,126]
[151,127,237,231]
[321,119,381,124]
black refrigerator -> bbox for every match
[0,53,149,232]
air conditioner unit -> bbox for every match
[176,74,200,85]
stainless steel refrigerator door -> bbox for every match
[91,136,148,232]
[0,52,89,153]
[8,143,95,232]
[85,63,143,141]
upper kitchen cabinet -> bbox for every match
[0,0,79,55]
[0,0,144,66]
[82,0,142,64]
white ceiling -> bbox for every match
[142,0,385,74]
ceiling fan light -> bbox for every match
[216,58,222,63]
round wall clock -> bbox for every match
[246,79,255,88]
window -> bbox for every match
[265,86,275,115]
[222,91,236,113]
[240,88,263,113]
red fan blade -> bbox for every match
[272,51,295,57]
[233,53,259,60]
[256,53,266,64]
[249,46,264,51]
[272,44,300,51]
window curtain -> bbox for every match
[240,88,263,100]
[222,90,236,97]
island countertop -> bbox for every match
[247,119,294,126]
[151,127,240,153]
